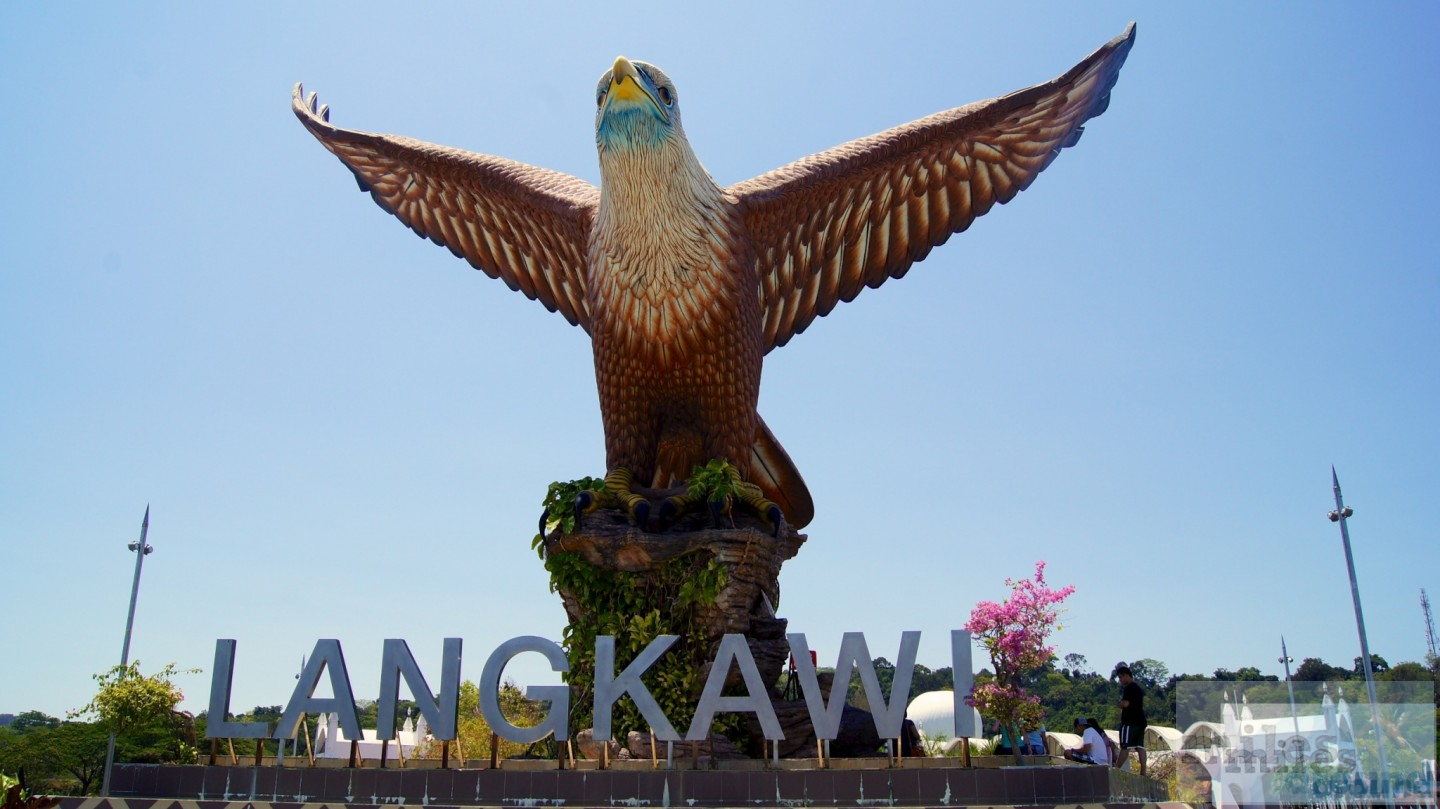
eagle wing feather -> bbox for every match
[293,85,600,331]
[732,23,1136,353]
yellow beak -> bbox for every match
[606,56,668,122]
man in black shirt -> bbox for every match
[1115,666,1147,774]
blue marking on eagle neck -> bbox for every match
[597,106,669,152]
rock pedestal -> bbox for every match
[542,508,805,690]
[543,509,885,758]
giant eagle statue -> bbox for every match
[294,24,1135,531]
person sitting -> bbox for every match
[991,720,1015,756]
[1022,723,1047,756]
[1062,717,1112,765]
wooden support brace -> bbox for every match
[302,717,315,767]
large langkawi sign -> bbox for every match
[207,631,976,744]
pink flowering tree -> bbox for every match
[965,561,1075,763]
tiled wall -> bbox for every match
[89,763,1172,807]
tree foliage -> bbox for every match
[412,680,550,762]
[72,662,188,737]
[842,659,952,712]
[69,661,197,766]
[964,561,1074,762]
[0,721,107,796]
[29,724,107,795]
[6,716,57,735]
[1294,656,1352,682]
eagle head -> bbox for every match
[595,56,681,153]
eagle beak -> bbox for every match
[612,56,640,87]
[606,55,669,124]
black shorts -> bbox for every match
[1118,723,1146,749]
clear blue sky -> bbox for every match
[3,3,1438,721]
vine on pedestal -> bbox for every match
[533,477,741,745]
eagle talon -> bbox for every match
[573,491,597,530]
[603,467,654,529]
[765,505,784,538]
[708,498,731,528]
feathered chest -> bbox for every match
[586,175,756,359]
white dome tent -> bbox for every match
[906,690,983,755]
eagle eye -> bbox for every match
[658,86,673,106]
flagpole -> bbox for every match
[101,506,153,797]
[1328,470,1392,807]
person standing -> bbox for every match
[900,713,925,758]
[1115,666,1147,774]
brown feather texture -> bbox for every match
[292,87,599,330]
[293,25,1135,530]
[734,23,1135,352]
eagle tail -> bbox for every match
[751,416,814,529]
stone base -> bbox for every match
[96,761,1173,807]
[544,510,805,690]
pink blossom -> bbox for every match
[965,561,1075,749]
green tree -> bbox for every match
[412,680,549,762]
[1126,659,1170,690]
[1379,661,1430,682]
[1293,657,1351,682]
[0,728,42,786]
[844,660,955,713]
[70,661,197,765]
[1354,654,1390,675]
[0,720,108,796]
[1039,664,1121,732]
[913,665,954,695]
[7,715,58,735]
[29,723,108,795]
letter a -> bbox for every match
[687,635,782,741]
[276,639,362,741]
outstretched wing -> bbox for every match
[293,84,600,330]
[732,24,1135,353]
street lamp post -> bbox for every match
[1278,637,1299,740]
[1328,469,1392,807]
[101,506,153,798]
